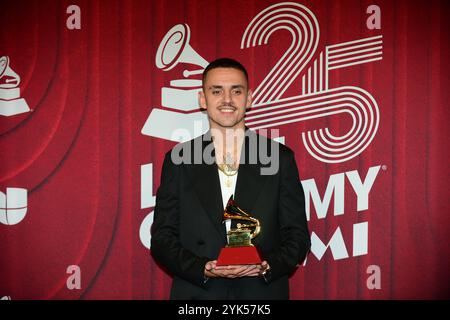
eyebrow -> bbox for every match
[208,85,245,90]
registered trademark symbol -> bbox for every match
[382,165,387,171]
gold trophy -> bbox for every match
[216,196,262,266]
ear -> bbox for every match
[198,90,207,110]
[246,89,253,109]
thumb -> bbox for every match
[205,260,217,271]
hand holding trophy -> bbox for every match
[216,196,262,266]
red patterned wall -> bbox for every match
[0,0,448,299]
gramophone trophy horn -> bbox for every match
[223,199,261,244]
[216,196,262,266]
[155,23,208,71]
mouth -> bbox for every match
[218,106,237,113]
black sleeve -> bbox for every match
[150,151,210,288]
[262,148,311,282]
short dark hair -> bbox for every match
[202,58,249,86]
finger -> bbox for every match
[214,263,236,270]
[217,270,238,278]
[234,265,257,276]
[242,270,261,277]
[205,263,213,271]
[219,266,249,277]
[205,260,219,271]
[215,264,247,270]
[232,266,260,278]
[225,266,249,276]
[214,266,227,270]
[238,266,261,277]
[215,265,246,272]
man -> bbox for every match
[151,58,310,299]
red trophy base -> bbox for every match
[216,246,262,266]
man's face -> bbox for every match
[199,67,252,130]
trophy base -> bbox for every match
[216,246,262,266]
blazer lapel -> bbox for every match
[190,132,225,240]
[234,130,268,215]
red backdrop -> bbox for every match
[0,0,448,299]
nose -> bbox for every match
[223,90,232,103]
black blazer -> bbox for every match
[151,129,310,299]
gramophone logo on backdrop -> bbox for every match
[0,56,30,117]
[142,1,382,163]
[141,23,210,141]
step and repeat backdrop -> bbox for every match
[0,0,448,299]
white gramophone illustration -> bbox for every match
[141,24,210,141]
[0,56,30,116]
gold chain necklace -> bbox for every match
[217,154,238,187]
